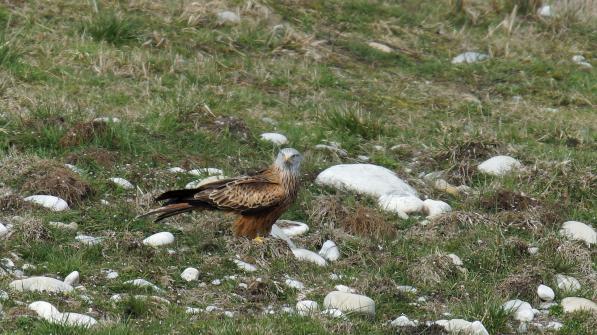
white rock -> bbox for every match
[451,52,488,64]
[537,284,555,302]
[106,271,119,279]
[233,259,257,272]
[528,247,539,255]
[296,300,319,316]
[1,258,14,268]
[502,299,534,322]
[167,167,186,173]
[64,271,80,286]
[559,221,596,245]
[9,277,74,293]
[22,263,36,271]
[357,155,370,161]
[217,11,240,24]
[378,194,424,215]
[284,278,304,290]
[539,302,558,309]
[185,175,227,189]
[435,319,488,335]
[64,164,83,174]
[211,279,221,285]
[181,267,200,282]
[24,195,69,211]
[368,42,393,53]
[391,315,417,327]
[447,253,463,266]
[124,279,161,291]
[260,132,288,145]
[205,305,220,312]
[316,164,417,198]
[0,223,8,238]
[238,283,248,289]
[423,199,452,218]
[537,5,553,17]
[186,307,202,314]
[224,311,234,317]
[469,321,490,335]
[477,156,522,176]
[397,285,417,294]
[49,221,78,230]
[334,285,355,293]
[546,321,563,330]
[291,248,327,267]
[143,232,175,247]
[323,291,375,316]
[555,274,581,291]
[59,312,98,328]
[315,144,348,157]
[319,240,340,261]
[0,290,8,300]
[275,220,309,237]
[561,297,597,313]
[93,116,120,123]
[571,55,592,69]
[321,308,344,318]
[188,168,223,176]
[75,235,103,246]
[109,177,134,189]
[100,199,109,205]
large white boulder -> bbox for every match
[275,220,309,237]
[478,156,522,176]
[559,221,596,246]
[561,297,597,313]
[323,291,375,316]
[24,195,69,211]
[319,240,340,261]
[29,301,97,328]
[9,277,74,293]
[316,164,417,198]
[260,133,288,145]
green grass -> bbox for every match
[0,0,595,334]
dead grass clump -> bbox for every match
[309,196,396,240]
[65,148,118,168]
[12,215,49,244]
[408,253,460,286]
[204,116,252,141]
[58,121,108,147]
[479,189,537,212]
[396,324,448,335]
[21,161,92,204]
[497,270,542,301]
[0,194,34,213]
[505,237,530,256]
[424,211,495,239]
[236,279,283,304]
[554,241,594,276]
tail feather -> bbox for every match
[137,203,194,221]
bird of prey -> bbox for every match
[140,148,302,239]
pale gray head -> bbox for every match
[274,148,302,174]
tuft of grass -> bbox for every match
[0,34,20,70]
[83,11,142,45]
[323,107,385,140]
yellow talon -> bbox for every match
[253,236,265,244]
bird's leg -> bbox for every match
[252,236,265,244]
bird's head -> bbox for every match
[275,148,302,174]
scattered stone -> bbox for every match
[502,299,534,322]
[321,308,344,318]
[186,307,201,314]
[318,240,340,261]
[423,199,452,218]
[334,285,355,293]
[537,284,555,302]
[435,319,489,335]
[561,297,597,313]
[329,273,342,281]
[316,164,417,198]
[106,271,119,279]
[100,199,109,205]
[9,277,74,293]
[477,156,522,176]
[124,279,161,292]
[555,274,581,291]
[238,283,248,289]
[528,247,539,255]
[296,300,319,316]
[64,271,80,286]
[185,175,227,189]
[29,301,97,328]
[24,195,69,211]
[0,290,8,301]
[211,279,221,286]
[323,291,375,316]
[433,179,462,196]
[64,164,83,174]
[451,52,488,64]
[546,321,563,331]
[76,235,103,246]
[357,155,370,162]
[1,258,14,268]
[260,133,288,145]
[391,315,417,327]
[397,285,417,294]
[93,116,120,123]
[284,278,304,290]
[537,5,553,17]
[216,11,240,25]
[291,248,327,267]
[275,220,309,237]
[233,259,257,272]
[0,223,7,238]
[48,221,78,230]
[188,168,223,176]
[109,177,134,189]
[224,311,234,317]
[167,167,186,173]
[559,221,596,246]
[368,42,393,53]
[143,232,175,247]
[181,267,200,282]
[447,253,463,266]
[378,194,424,215]
[572,55,592,69]
[539,302,557,309]
[314,144,348,157]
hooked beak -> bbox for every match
[283,154,292,163]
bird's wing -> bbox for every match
[196,171,286,213]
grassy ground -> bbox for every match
[0,0,595,334]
